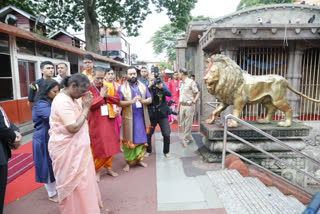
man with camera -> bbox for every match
[145,68,173,158]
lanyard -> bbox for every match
[92,83,100,95]
[130,84,140,97]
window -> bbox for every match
[53,47,66,59]
[18,60,36,97]
[101,50,107,56]
[0,33,9,54]
[16,37,35,55]
[110,50,120,56]
[107,37,120,43]
[36,42,52,58]
[0,54,13,101]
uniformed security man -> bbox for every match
[27,61,54,109]
[177,68,200,147]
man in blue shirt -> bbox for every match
[139,67,149,86]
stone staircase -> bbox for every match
[207,169,305,214]
[17,121,34,136]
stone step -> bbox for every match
[268,186,305,211]
[207,169,305,214]
[17,121,34,136]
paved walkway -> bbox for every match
[4,131,226,214]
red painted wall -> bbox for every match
[1,99,32,125]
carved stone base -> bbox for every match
[202,137,306,153]
[199,121,320,191]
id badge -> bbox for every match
[100,104,109,116]
[112,104,117,111]
[135,101,142,108]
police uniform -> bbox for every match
[28,78,44,103]
[179,77,199,145]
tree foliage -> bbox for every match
[0,0,37,16]
[149,16,211,63]
[148,23,185,63]
[237,0,294,10]
[2,0,197,53]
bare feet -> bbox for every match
[164,153,170,158]
[48,194,59,203]
[106,169,119,177]
[123,164,130,172]
[137,161,148,168]
[182,142,188,148]
[96,170,101,182]
[144,152,151,158]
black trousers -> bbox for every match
[147,117,170,154]
[0,164,8,214]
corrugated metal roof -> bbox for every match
[48,30,85,43]
[0,5,36,20]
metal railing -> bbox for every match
[221,114,320,194]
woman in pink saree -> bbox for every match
[48,74,102,214]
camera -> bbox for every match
[152,67,162,85]
[167,100,178,115]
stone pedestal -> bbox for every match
[199,121,320,190]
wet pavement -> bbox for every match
[4,131,226,214]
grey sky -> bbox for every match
[127,0,241,61]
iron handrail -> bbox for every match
[222,114,320,194]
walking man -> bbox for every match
[88,68,121,181]
[177,68,200,147]
[118,67,152,172]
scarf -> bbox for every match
[103,81,116,118]
[120,80,150,148]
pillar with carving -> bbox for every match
[286,43,304,119]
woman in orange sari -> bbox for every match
[48,74,102,214]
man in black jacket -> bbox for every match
[0,106,22,214]
[145,71,172,158]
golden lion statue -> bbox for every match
[203,54,320,127]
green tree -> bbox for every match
[149,16,211,64]
[0,0,37,16]
[237,0,294,10]
[2,0,197,54]
[148,23,184,63]
[39,0,197,53]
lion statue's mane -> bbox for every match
[210,55,244,105]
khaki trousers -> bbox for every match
[179,105,195,144]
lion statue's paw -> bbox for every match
[227,120,238,127]
[277,121,291,127]
[256,119,271,124]
[205,118,215,124]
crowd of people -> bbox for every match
[0,54,200,214]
